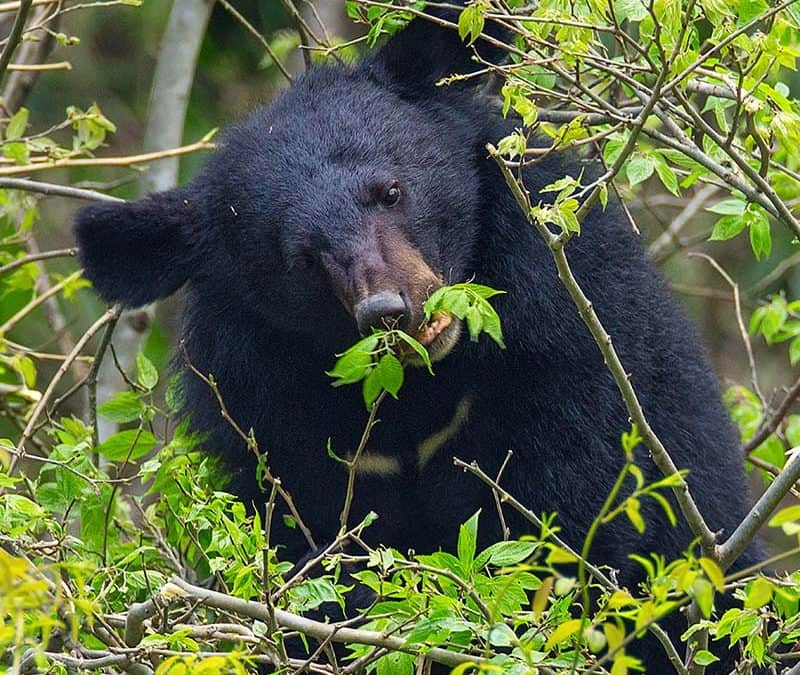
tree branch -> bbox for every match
[0,138,214,177]
[0,177,123,201]
[0,0,32,88]
[488,144,719,558]
[167,577,490,669]
[718,450,800,570]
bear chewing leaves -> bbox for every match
[74,12,759,673]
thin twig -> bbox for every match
[742,376,800,455]
[492,449,513,541]
[749,250,800,296]
[7,60,69,70]
[649,185,719,259]
[689,252,765,406]
[217,0,293,82]
[453,457,617,590]
[0,246,77,275]
[0,138,214,176]
[24,236,87,381]
[0,177,123,201]
[9,306,120,475]
[0,0,33,87]
[2,0,59,115]
[181,343,316,550]
[339,390,387,533]
[0,268,83,335]
[87,311,121,448]
[0,0,53,10]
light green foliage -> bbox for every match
[327,330,427,408]
[3,377,800,671]
[345,0,427,46]
[488,0,800,264]
[708,197,772,259]
[531,174,585,234]
[0,102,117,166]
[722,298,800,486]
[424,283,505,346]
[458,2,489,45]
[328,282,504,407]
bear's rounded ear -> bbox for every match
[74,186,206,308]
[365,6,506,96]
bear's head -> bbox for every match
[74,15,502,359]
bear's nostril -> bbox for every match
[354,291,408,334]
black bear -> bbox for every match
[74,12,759,673]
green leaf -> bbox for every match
[95,429,157,461]
[785,416,800,448]
[395,331,433,374]
[136,351,158,389]
[458,4,485,44]
[624,498,646,533]
[709,214,746,241]
[465,304,484,341]
[80,487,110,552]
[289,577,343,612]
[362,367,383,408]
[424,283,505,348]
[487,623,517,647]
[165,374,185,411]
[614,0,649,22]
[6,107,28,140]
[749,217,772,260]
[475,540,539,568]
[649,492,677,527]
[654,157,680,196]
[707,198,747,215]
[769,505,800,527]
[694,650,719,666]
[460,283,505,300]
[328,335,380,386]
[585,628,607,654]
[692,578,715,618]
[4,494,46,518]
[737,0,768,25]
[599,182,609,210]
[374,353,404,399]
[376,652,414,675]
[626,154,655,187]
[479,307,505,348]
[744,577,773,609]
[699,557,726,591]
[457,509,480,573]
[760,296,787,341]
[790,336,800,365]
[545,618,583,650]
[3,141,29,164]
[98,391,143,423]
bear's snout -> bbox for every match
[354,291,409,334]
[320,224,444,337]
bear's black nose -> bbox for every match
[354,291,408,334]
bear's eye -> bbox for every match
[292,251,316,272]
[382,181,401,207]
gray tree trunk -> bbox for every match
[97,0,215,442]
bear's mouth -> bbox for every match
[410,311,462,365]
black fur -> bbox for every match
[74,18,759,672]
